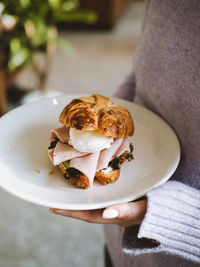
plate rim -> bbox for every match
[0,95,181,210]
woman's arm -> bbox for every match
[49,198,147,228]
[49,181,200,263]
[122,181,200,263]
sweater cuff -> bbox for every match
[122,181,200,263]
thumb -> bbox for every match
[102,199,147,222]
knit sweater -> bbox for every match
[105,0,200,265]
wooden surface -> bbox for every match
[80,0,129,27]
[59,0,130,29]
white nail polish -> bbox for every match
[103,209,119,219]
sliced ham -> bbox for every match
[48,148,54,163]
[50,126,69,143]
[48,126,132,187]
[96,138,123,171]
[114,138,130,158]
[48,141,89,166]
[70,152,100,187]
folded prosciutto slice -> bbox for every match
[50,127,69,143]
[48,126,133,188]
[49,141,88,166]
[70,152,100,187]
[114,138,130,158]
[96,138,123,171]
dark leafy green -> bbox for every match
[59,160,84,179]
[61,160,70,169]
[109,143,134,170]
[64,168,84,180]
[48,137,59,149]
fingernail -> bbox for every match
[102,208,119,219]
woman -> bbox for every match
[49,0,200,265]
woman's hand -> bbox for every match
[49,198,147,228]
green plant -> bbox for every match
[0,0,96,115]
[0,0,96,72]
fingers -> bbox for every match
[49,208,123,225]
[49,208,104,224]
[49,199,147,228]
[102,199,147,227]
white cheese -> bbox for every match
[100,166,113,173]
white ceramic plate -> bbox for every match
[0,95,180,210]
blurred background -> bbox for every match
[0,0,145,266]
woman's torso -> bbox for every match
[133,0,200,189]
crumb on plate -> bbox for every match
[49,169,54,176]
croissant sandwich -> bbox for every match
[48,94,134,189]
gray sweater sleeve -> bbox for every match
[114,77,200,262]
[113,0,200,263]
[122,181,200,263]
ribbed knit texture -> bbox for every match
[123,181,200,263]
[105,0,200,265]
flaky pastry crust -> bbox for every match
[95,169,120,185]
[58,164,90,189]
[59,94,134,138]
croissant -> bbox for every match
[48,94,134,189]
[59,94,134,137]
